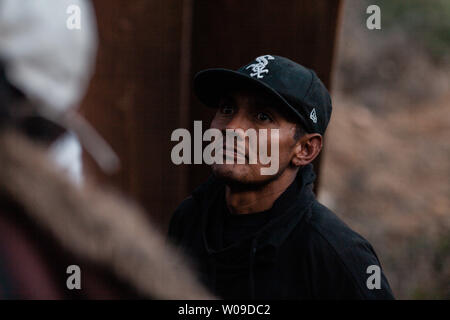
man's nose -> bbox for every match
[224,111,250,131]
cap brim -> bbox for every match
[193,68,311,131]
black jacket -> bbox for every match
[168,164,394,299]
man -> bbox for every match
[168,54,394,299]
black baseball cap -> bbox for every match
[194,55,332,135]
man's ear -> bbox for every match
[291,133,323,167]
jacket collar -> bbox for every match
[193,164,317,263]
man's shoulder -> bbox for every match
[175,195,196,214]
[304,201,379,268]
[298,201,394,299]
[170,175,223,220]
[168,196,196,231]
[306,201,373,254]
[167,188,211,245]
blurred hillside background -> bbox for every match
[318,0,450,299]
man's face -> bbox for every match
[210,88,299,186]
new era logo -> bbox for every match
[310,108,317,124]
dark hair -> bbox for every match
[293,123,306,140]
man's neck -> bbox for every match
[225,170,297,215]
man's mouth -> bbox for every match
[223,146,247,162]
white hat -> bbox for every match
[0,0,97,114]
[0,0,119,173]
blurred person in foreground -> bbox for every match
[168,55,394,299]
[0,0,211,299]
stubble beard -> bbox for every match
[210,162,285,191]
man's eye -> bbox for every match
[220,105,234,115]
[256,112,272,122]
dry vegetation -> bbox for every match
[318,0,450,299]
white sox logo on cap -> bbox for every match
[246,55,274,79]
